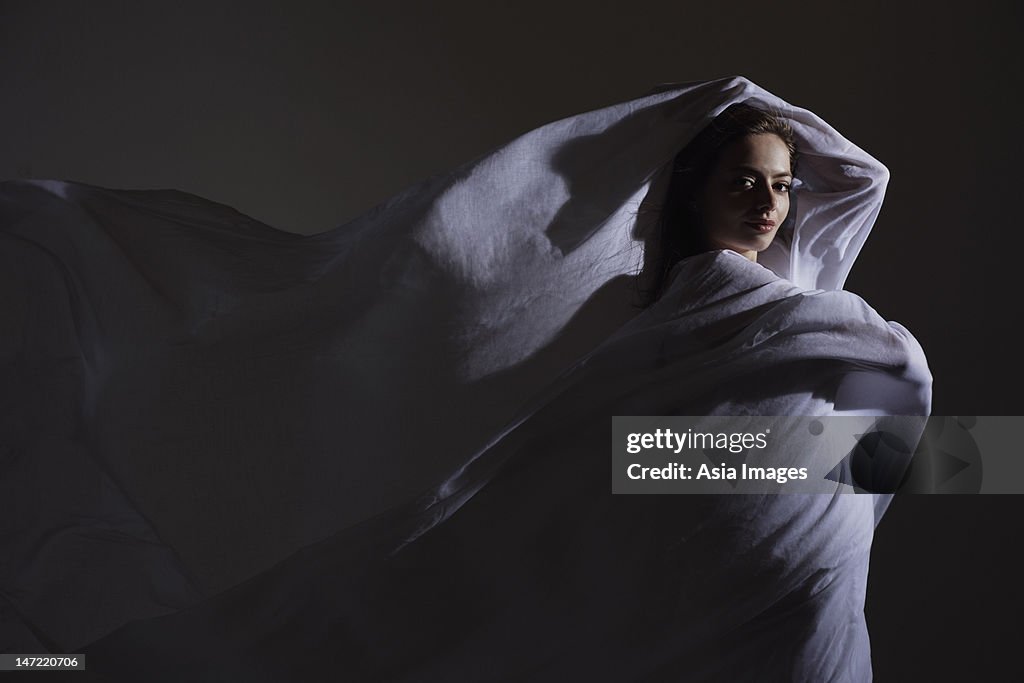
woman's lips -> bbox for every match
[745,220,776,233]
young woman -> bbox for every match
[2,77,930,680]
[645,102,797,300]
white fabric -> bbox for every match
[0,76,930,680]
[85,249,930,682]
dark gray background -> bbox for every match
[2,1,1019,679]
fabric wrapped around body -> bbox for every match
[0,76,930,680]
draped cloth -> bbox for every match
[0,76,930,680]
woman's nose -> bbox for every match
[756,186,777,212]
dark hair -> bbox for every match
[642,103,798,306]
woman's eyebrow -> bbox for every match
[730,165,793,178]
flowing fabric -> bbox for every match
[0,76,930,680]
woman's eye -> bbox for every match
[774,183,791,193]
[734,177,755,189]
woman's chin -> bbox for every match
[714,236,776,257]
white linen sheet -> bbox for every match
[0,76,930,680]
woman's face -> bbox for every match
[698,133,793,260]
